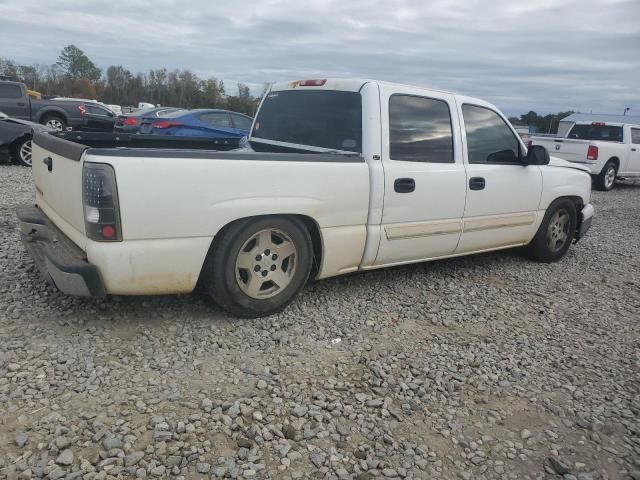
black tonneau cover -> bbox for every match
[51,131,242,151]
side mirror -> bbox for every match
[526,145,550,165]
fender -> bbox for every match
[36,106,70,124]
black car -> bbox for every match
[114,107,182,133]
[80,103,118,131]
[0,113,51,166]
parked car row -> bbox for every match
[1,79,254,166]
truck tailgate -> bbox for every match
[32,132,88,249]
[532,137,589,162]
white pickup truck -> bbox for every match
[18,78,594,317]
[530,121,640,190]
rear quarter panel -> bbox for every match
[83,152,371,291]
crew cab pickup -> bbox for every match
[0,80,95,132]
[530,121,640,191]
[17,78,594,317]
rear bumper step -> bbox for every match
[16,204,105,297]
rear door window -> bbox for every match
[231,114,253,131]
[199,112,232,127]
[568,124,623,142]
[0,83,23,99]
[630,128,640,144]
[389,94,454,162]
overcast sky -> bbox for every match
[1,0,639,115]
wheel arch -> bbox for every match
[606,157,620,169]
[196,213,324,288]
[37,107,69,124]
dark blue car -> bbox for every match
[139,109,253,138]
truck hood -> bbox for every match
[548,155,591,174]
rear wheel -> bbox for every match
[594,161,617,191]
[202,216,313,318]
[526,198,577,263]
[12,137,32,167]
[41,114,67,132]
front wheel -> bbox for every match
[202,216,313,318]
[594,161,617,191]
[12,137,33,167]
[526,199,577,263]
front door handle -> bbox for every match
[43,157,53,172]
[469,177,485,190]
[632,148,637,152]
[17,102,26,106]
[394,178,415,193]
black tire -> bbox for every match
[526,198,577,263]
[11,136,32,167]
[593,161,617,191]
[41,114,67,132]
[202,216,313,318]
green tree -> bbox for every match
[56,45,101,82]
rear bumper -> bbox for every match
[16,204,105,297]
[575,203,594,242]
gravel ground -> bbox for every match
[0,163,639,480]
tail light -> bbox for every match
[123,117,139,126]
[82,163,122,242]
[78,105,86,116]
[153,120,182,129]
[587,145,598,160]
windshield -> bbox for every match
[568,124,623,142]
[250,90,362,153]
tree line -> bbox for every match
[1,45,576,125]
[0,45,262,116]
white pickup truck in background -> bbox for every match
[530,121,640,190]
[18,78,594,317]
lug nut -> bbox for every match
[254,265,261,272]
[272,254,278,260]
[256,254,262,261]
[270,265,277,271]
[264,249,271,255]
[262,270,268,277]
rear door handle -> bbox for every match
[43,157,53,172]
[394,178,415,193]
[469,177,485,190]
[632,148,637,152]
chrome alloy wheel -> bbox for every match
[45,118,64,131]
[235,228,297,299]
[19,140,32,166]
[546,209,570,253]
[604,165,616,189]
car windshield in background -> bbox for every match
[251,90,362,153]
[568,124,623,142]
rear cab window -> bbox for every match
[568,124,623,142]
[250,90,362,153]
